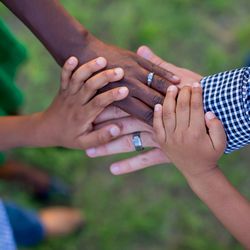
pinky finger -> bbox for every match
[78,125,121,149]
[110,148,170,175]
[61,57,78,90]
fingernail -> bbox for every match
[68,57,77,65]
[118,87,129,96]
[96,57,106,66]
[192,82,201,88]
[167,85,177,92]
[155,104,162,112]
[206,112,216,120]
[139,46,151,59]
[172,75,180,81]
[114,68,124,76]
[86,148,96,157]
[109,126,120,137]
[111,164,120,175]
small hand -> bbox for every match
[82,37,180,125]
[40,56,129,149]
[153,83,227,179]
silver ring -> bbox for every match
[147,72,154,87]
[132,132,144,151]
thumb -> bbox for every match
[137,46,164,65]
[205,112,227,152]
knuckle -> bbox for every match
[163,109,174,120]
[143,110,154,124]
[70,73,79,85]
[152,95,164,105]
[125,136,134,150]
[84,81,95,92]
[92,96,104,108]
[191,99,202,110]
[97,131,111,144]
[84,63,93,73]
[178,100,188,111]
[154,78,168,93]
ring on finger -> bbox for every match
[147,72,155,88]
[132,132,144,151]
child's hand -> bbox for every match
[40,56,129,149]
[153,83,227,179]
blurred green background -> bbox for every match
[0,0,250,249]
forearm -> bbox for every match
[1,0,97,66]
[0,113,50,150]
[187,168,250,248]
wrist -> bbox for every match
[30,112,59,147]
[77,33,104,64]
[185,166,221,194]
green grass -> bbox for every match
[0,0,250,249]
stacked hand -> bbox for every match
[87,46,204,174]
[82,37,181,124]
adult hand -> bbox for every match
[83,36,180,125]
[87,46,204,175]
[136,45,203,86]
[88,106,170,175]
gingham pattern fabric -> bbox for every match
[201,67,250,153]
[0,200,16,250]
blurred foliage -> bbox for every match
[0,0,249,249]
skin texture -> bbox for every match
[153,84,250,249]
[88,46,203,174]
[0,57,129,150]
[1,0,180,124]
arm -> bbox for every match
[153,84,250,248]
[187,168,250,249]
[1,0,180,124]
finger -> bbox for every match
[94,116,153,134]
[176,86,191,131]
[60,57,78,90]
[153,104,165,143]
[94,106,129,124]
[109,148,170,175]
[86,87,129,120]
[162,85,178,135]
[86,131,159,157]
[137,54,180,84]
[115,97,154,126]
[132,78,165,107]
[137,68,173,94]
[137,46,180,77]
[79,125,121,149]
[190,82,206,131]
[80,68,124,104]
[69,57,107,95]
[205,112,227,152]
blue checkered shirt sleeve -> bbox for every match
[0,200,16,250]
[200,67,250,153]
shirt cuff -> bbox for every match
[200,67,250,153]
